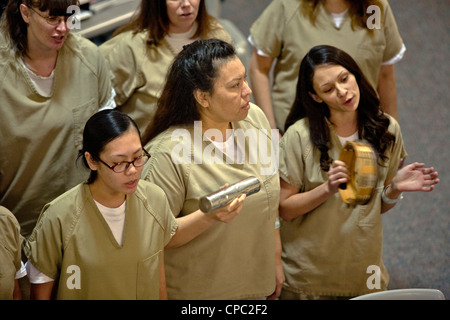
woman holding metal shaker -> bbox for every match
[141,39,284,300]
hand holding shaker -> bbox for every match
[199,176,261,213]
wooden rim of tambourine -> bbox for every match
[338,141,378,205]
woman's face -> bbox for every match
[90,128,145,198]
[198,56,253,127]
[20,4,70,53]
[310,64,360,115]
[166,0,200,33]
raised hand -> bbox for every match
[391,162,439,193]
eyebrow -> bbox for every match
[320,70,345,88]
[226,73,247,86]
[110,147,142,158]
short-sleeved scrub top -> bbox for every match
[250,0,404,131]
[143,104,280,300]
[0,206,24,300]
[0,32,113,237]
[99,21,232,133]
[24,181,177,300]
[278,114,407,297]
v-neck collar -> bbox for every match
[83,183,129,249]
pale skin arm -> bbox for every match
[279,160,349,222]
[249,48,277,130]
[381,162,439,213]
[165,194,246,249]
[377,64,398,120]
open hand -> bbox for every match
[392,162,439,192]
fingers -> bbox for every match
[328,160,349,192]
[211,193,246,223]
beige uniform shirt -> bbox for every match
[0,206,24,300]
[99,21,232,133]
[279,114,407,296]
[0,33,113,237]
[24,181,177,300]
[143,104,280,299]
[250,0,404,131]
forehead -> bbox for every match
[313,64,348,84]
[214,56,244,83]
[101,128,141,154]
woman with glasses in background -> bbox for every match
[0,0,115,238]
[99,0,232,133]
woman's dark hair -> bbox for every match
[285,44,395,171]
[142,38,236,144]
[78,109,141,184]
[113,0,217,47]
[1,0,78,56]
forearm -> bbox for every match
[279,183,332,221]
[30,282,54,300]
[249,50,277,129]
[165,210,216,249]
[380,182,403,213]
[377,64,398,120]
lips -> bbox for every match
[125,179,138,189]
[344,97,354,106]
[52,35,65,43]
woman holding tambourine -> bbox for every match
[278,45,439,300]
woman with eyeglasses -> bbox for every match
[0,0,115,238]
[24,109,240,299]
[99,0,232,133]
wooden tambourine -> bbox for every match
[338,141,378,205]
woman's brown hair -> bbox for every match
[113,0,218,47]
[301,0,383,32]
[1,0,78,56]
[285,45,395,171]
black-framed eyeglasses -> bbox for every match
[96,149,151,173]
[27,6,71,26]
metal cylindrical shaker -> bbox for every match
[199,176,261,213]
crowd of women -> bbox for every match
[0,0,439,300]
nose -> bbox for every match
[124,162,139,175]
[180,0,191,7]
[55,18,68,32]
[336,84,347,98]
[242,79,252,97]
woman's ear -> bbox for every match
[19,4,31,24]
[309,91,323,103]
[85,152,99,171]
[193,89,210,109]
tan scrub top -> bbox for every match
[99,21,232,133]
[24,181,177,300]
[0,206,24,300]
[143,104,280,299]
[250,0,404,131]
[278,114,407,296]
[0,33,113,237]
